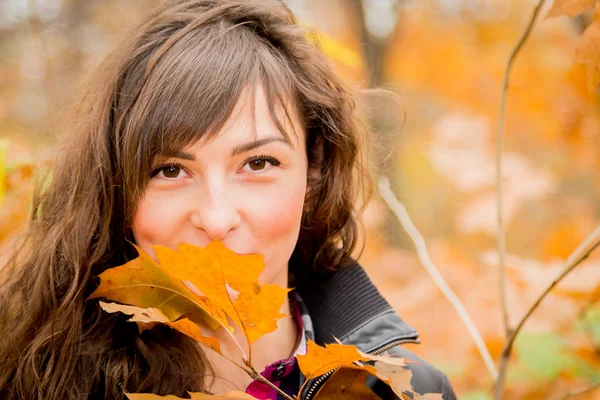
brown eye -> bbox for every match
[151,164,185,179]
[242,155,280,173]
[249,159,266,171]
[162,165,181,178]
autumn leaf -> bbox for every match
[125,391,257,399]
[546,0,596,18]
[99,302,221,353]
[88,243,225,331]
[369,358,414,396]
[545,0,600,87]
[99,301,171,330]
[153,241,289,345]
[90,240,289,360]
[312,364,441,400]
[298,340,413,399]
[297,340,373,379]
[311,368,381,399]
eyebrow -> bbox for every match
[161,137,292,161]
[231,137,291,156]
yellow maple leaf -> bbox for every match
[88,244,224,331]
[90,240,289,361]
[153,241,289,345]
[99,302,222,353]
[298,340,413,399]
[297,340,372,379]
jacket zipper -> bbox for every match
[302,337,420,400]
[371,337,420,355]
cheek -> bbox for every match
[248,178,306,281]
[258,192,304,235]
[131,193,189,258]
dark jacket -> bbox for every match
[298,260,457,400]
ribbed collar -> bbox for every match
[298,260,419,353]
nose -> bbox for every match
[189,185,241,241]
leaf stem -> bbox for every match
[496,0,546,339]
[247,365,295,400]
[494,1,545,397]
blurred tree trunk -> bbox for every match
[345,0,410,249]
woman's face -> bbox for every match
[131,85,308,288]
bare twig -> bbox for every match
[248,365,295,400]
[496,0,547,339]
[495,225,600,399]
[377,176,498,380]
[493,1,546,397]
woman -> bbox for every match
[0,0,456,399]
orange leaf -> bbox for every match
[297,340,372,379]
[298,340,415,399]
[98,302,170,331]
[153,241,289,344]
[88,244,223,331]
[367,360,413,395]
[167,318,222,354]
[312,368,381,399]
[91,240,289,360]
[99,302,221,353]
[546,0,596,18]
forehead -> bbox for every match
[193,82,304,149]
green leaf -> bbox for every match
[461,391,493,400]
[579,305,600,344]
[515,332,573,380]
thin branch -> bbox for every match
[496,0,547,338]
[493,1,546,397]
[377,176,498,380]
[204,349,294,400]
[248,365,295,400]
[495,225,600,399]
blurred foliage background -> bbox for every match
[1,0,600,398]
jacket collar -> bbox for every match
[299,259,419,353]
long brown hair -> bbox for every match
[0,0,371,398]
